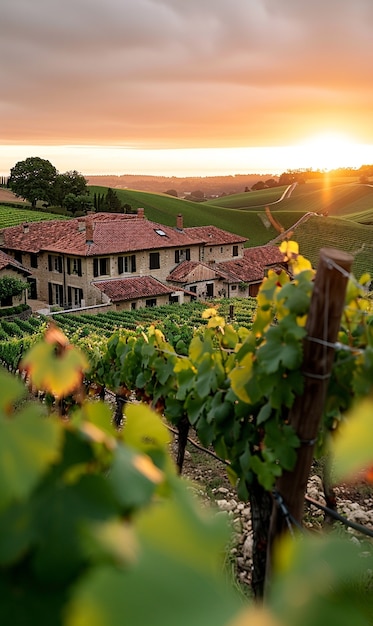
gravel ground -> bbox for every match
[175,434,373,592]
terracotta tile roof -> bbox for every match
[0,213,206,257]
[92,276,175,302]
[185,225,247,245]
[218,245,284,283]
[0,250,31,275]
[167,260,227,283]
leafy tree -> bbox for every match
[165,189,178,197]
[0,276,29,304]
[251,180,266,190]
[64,193,94,215]
[53,170,88,207]
[9,157,58,208]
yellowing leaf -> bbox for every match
[229,353,254,403]
[279,240,299,261]
[332,397,373,482]
[202,307,218,319]
[207,315,225,329]
[21,340,88,396]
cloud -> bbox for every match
[1,0,373,149]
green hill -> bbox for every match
[285,215,373,279]
[88,185,281,246]
[1,181,372,279]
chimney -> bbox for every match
[78,220,85,232]
[137,207,145,219]
[85,218,94,244]
[23,222,29,234]
[176,214,183,230]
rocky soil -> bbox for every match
[176,434,373,592]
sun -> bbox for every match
[297,132,366,171]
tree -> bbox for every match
[9,157,58,208]
[251,180,266,190]
[104,188,122,213]
[64,193,94,215]
[165,189,178,197]
[53,170,88,207]
[0,276,29,306]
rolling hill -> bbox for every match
[1,179,372,278]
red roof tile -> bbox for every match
[218,245,284,282]
[0,214,206,256]
[0,250,31,275]
[167,260,227,282]
[185,225,247,245]
[92,276,175,302]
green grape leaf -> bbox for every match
[264,422,299,471]
[32,474,120,584]
[108,446,163,511]
[258,327,302,374]
[0,407,62,510]
[123,403,171,452]
[0,501,35,566]
[270,534,373,626]
[250,454,282,491]
[66,483,240,626]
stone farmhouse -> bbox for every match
[0,209,284,312]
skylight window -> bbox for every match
[155,228,167,236]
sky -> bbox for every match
[1,0,373,177]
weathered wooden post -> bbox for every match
[266,247,353,580]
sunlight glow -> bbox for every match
[0,137,372,178]
[295,132,370,171]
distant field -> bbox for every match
[204,187,288,209]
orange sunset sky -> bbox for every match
[1,0,373,177]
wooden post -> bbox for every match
[266,248,353,578]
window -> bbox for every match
[48,283,64,306]
[68,286,83,308]
[231,285,237,291]
[27,277,37,299]
[206,283,214,297]
[189,285,197,293]
[93,257,110,277]
[118,254,136,274]
[67,257,82,276]
[149,252,160,270]
[232,245,239,257]
[131,302,137,310]
[48,254,63,273]
[154,229,167,237]
[169,295,179,304]
[14,251,22,264]
[175,248,190,263]
[30,253,38,268]
[0,295,12,307]
[145,298,157,307]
